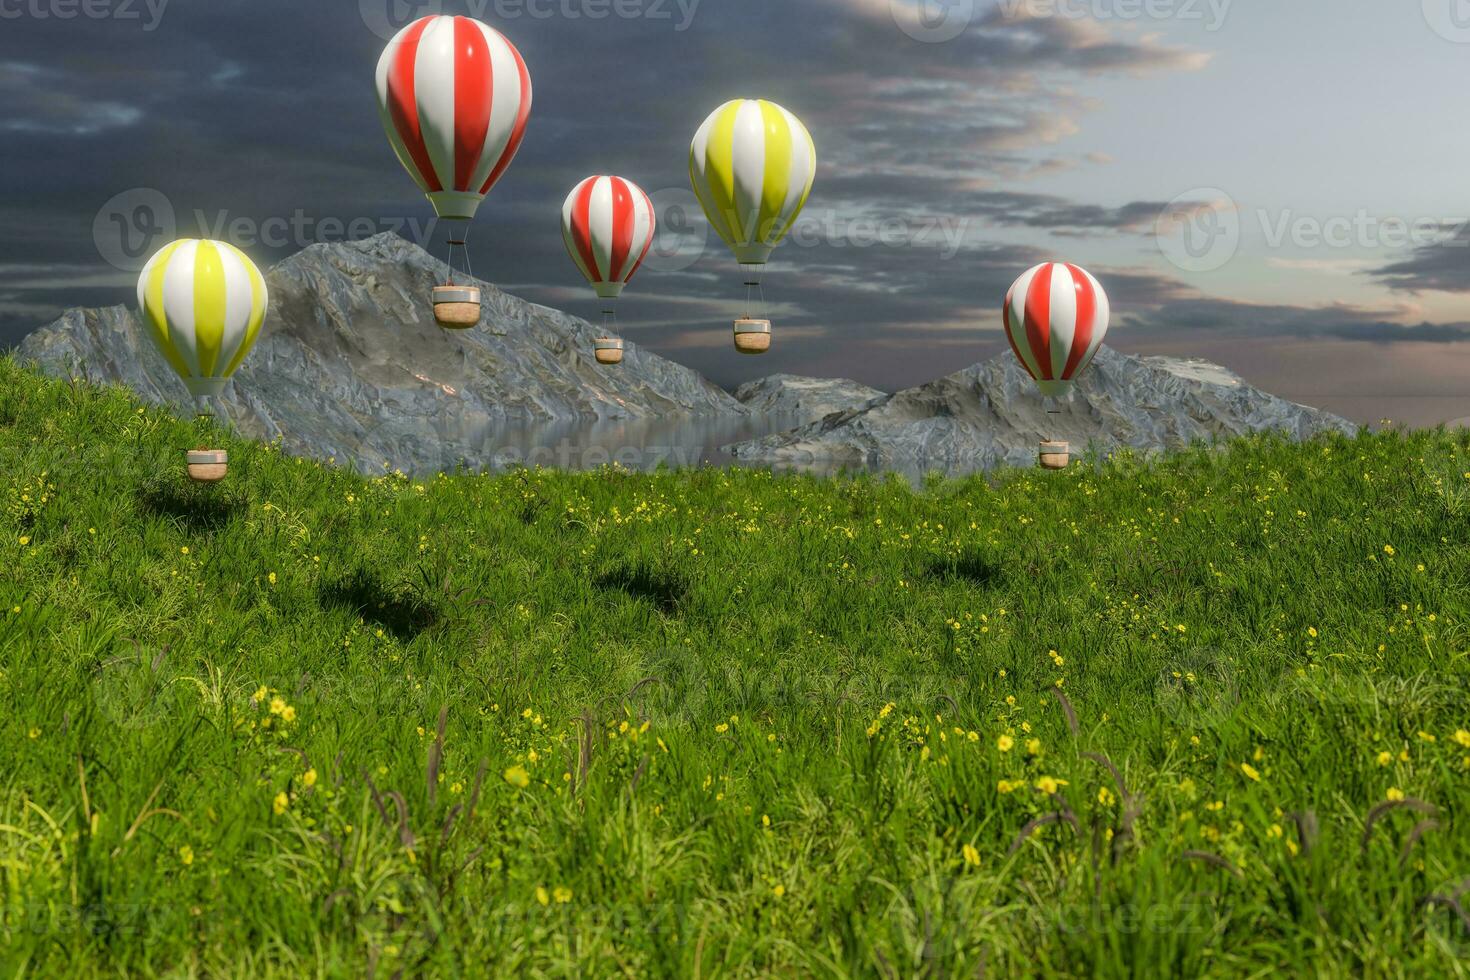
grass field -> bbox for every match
[2,354,1469,977]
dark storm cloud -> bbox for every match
[1368,222,1470,294]
[1122,295,1470,345]
[0,0,1214,362]
[3,0,1439,405]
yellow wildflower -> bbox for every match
[535,887,549,906]
[1035,776,1066,795]
[178,845,194,866]
[1387,787,1405,802]
[1376,751,1392,767]
[962,844,981,867]
[273,792,289,815]
[302,769,317,788]
[1454,730,1470,748]
[504,765,531,788]
[553,887,572,904]
[1240,763,1261,782]
[997,735,1014,753]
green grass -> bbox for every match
[2,355,1469,977]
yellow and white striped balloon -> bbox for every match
[136,240,269,399]
[690,99,816,266]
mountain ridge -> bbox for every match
[17,233,1357,477]
[18,234,742,473]
[723,347,1358,473]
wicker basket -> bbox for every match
[734,318,772,355]
[1038,441,1071,470]
[186,449,228,483]
[594,338,625,365]
[432,286,482,330]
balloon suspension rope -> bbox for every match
[193,395,217,448]
[601,304,618,335]
[443,225,475,287]
[742,271,767,320]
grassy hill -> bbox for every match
[1,355,1468,977]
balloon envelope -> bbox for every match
[561,176,656,300]
[375,15,532,221]
[689,99,815,266]
[136,240,269,398]
[1002,262,1110,398]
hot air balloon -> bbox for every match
[562,175,655,366]
[689,99,815,355]
[375,15,532,329]
[136,239,269,483]
[1002,262,1110,470]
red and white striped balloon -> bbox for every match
[1002,262,1110,397]
[375,15,532,221]
[561,176,656,300]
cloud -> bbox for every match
[0,61,142,134]
[1369,222,1470,294]
[7,0,1459,414]
[1122,294,1470,345]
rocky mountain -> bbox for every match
[16,235,1358,478]
[724,347,1357,474]
[17,233,742,473]
[734,374,886,422]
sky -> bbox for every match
[3,0,1470,425]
